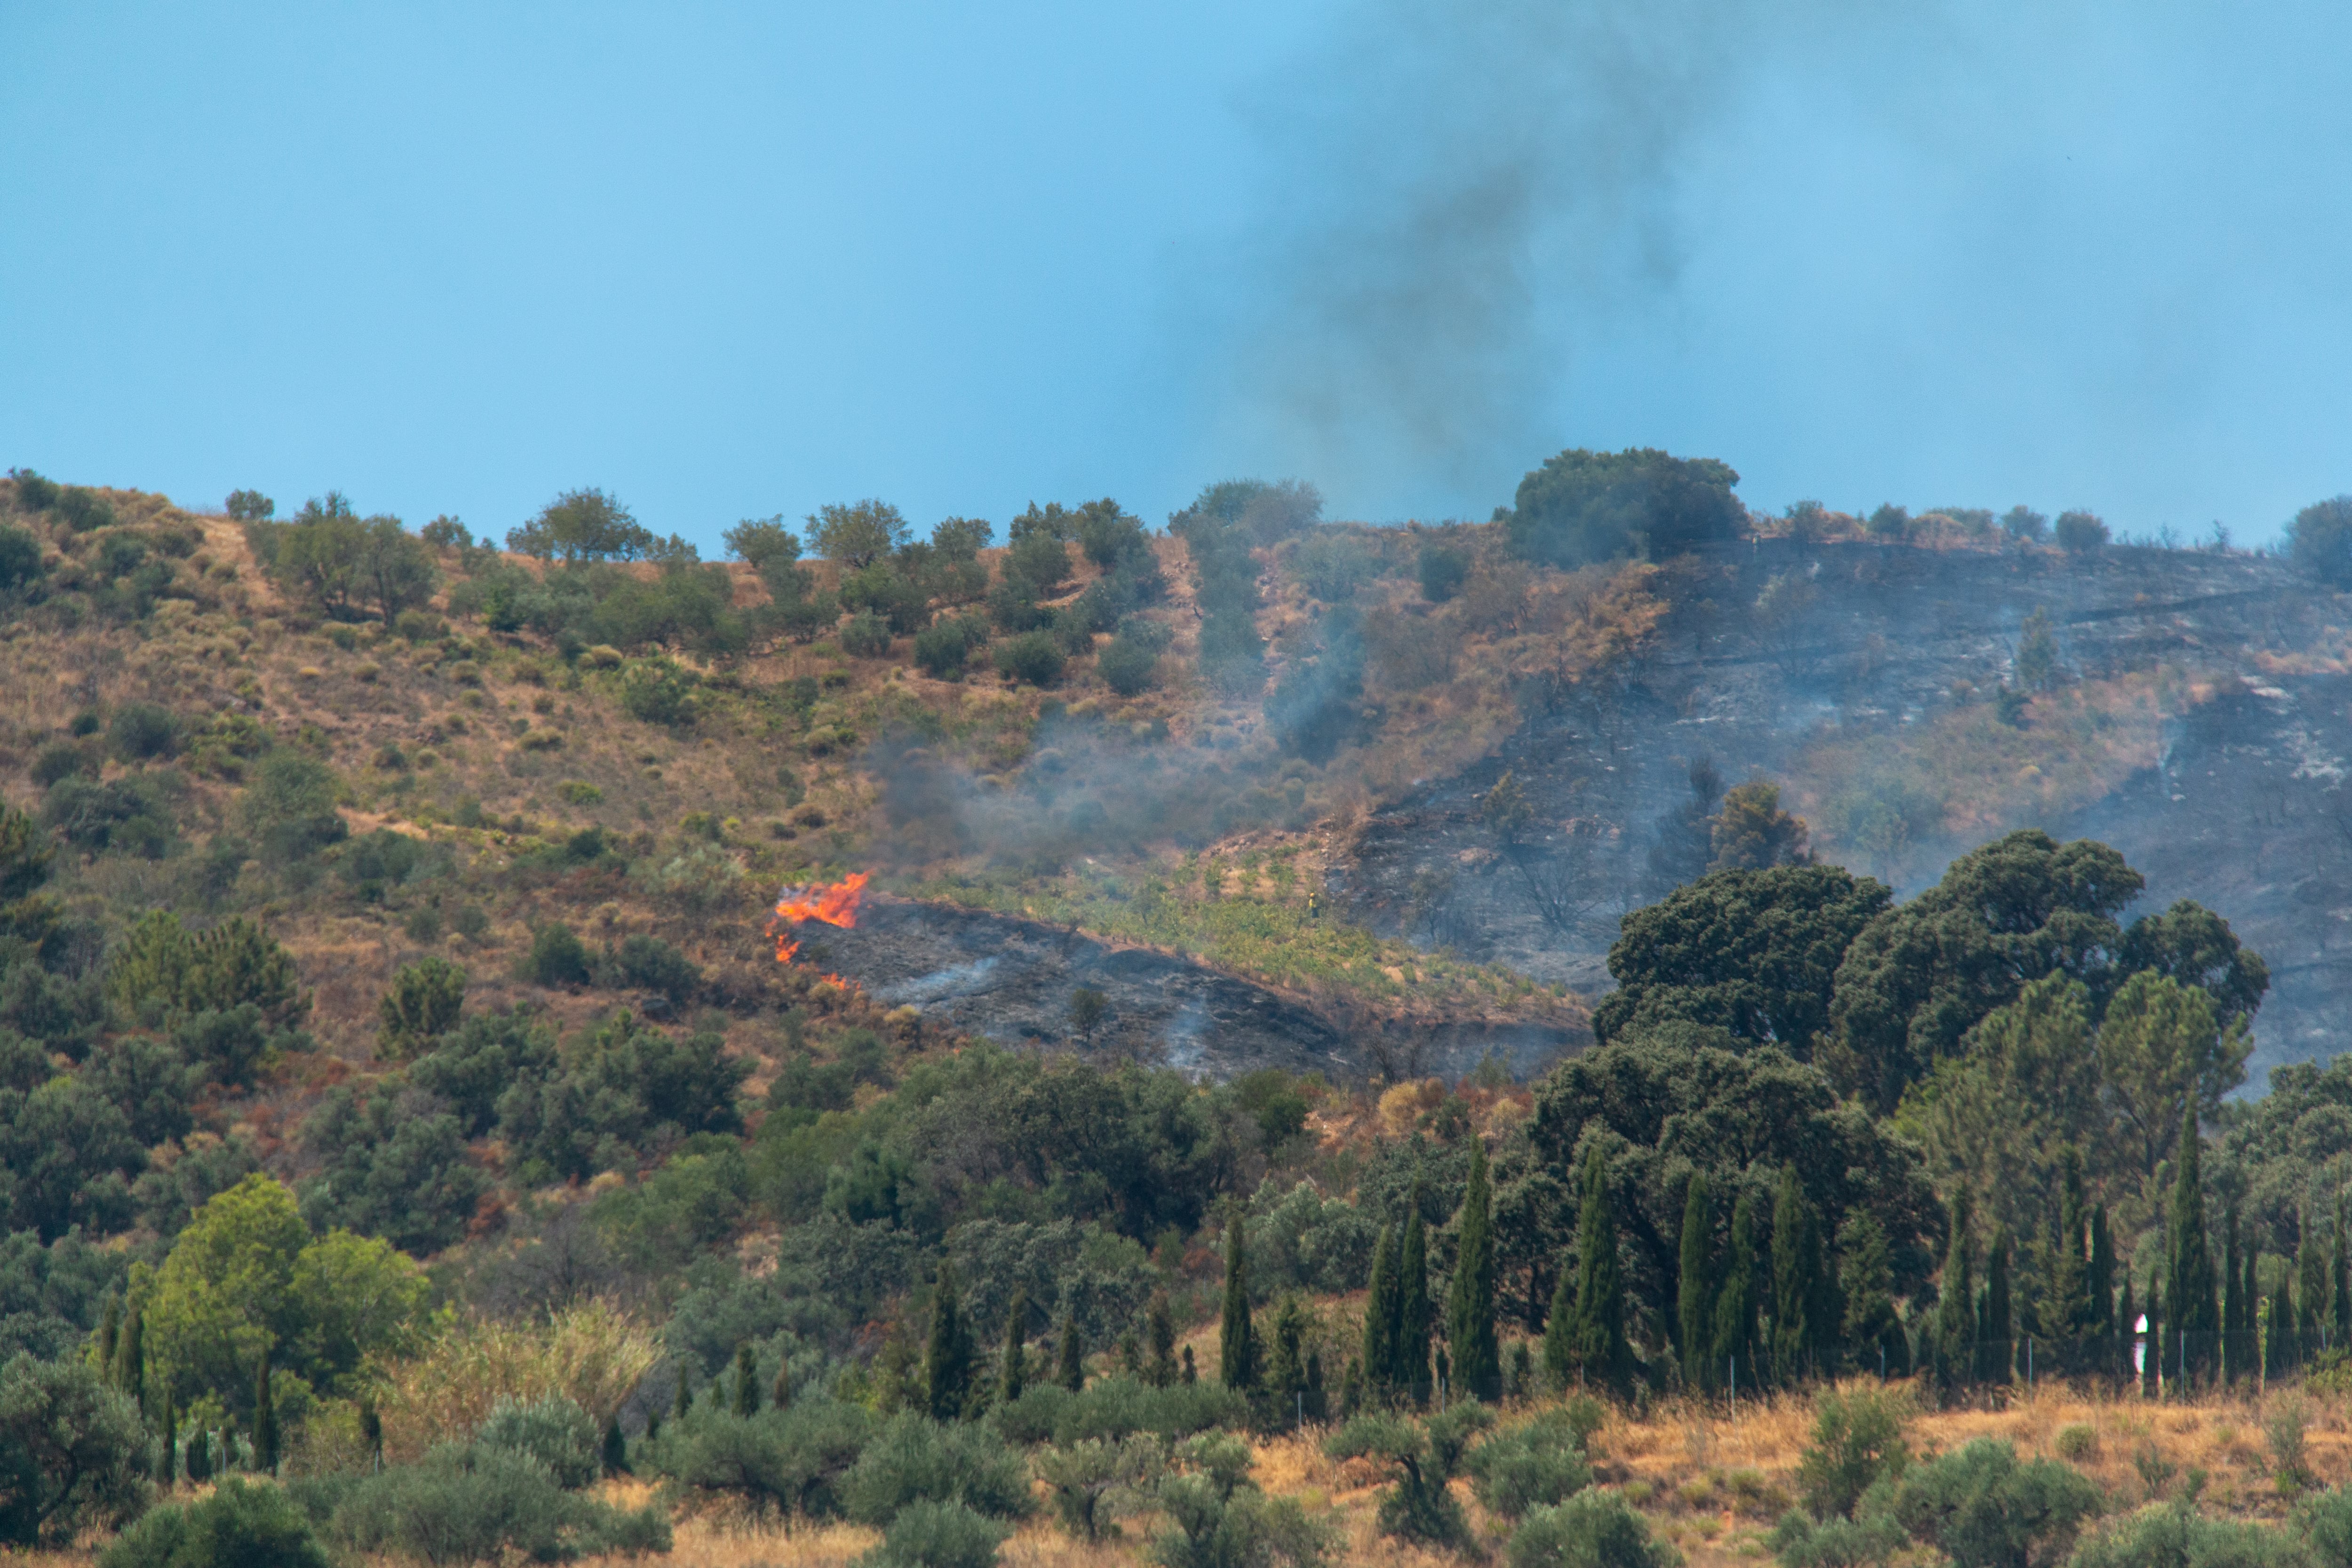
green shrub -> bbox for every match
[1769,1504,1907,1568]
[557,780,604,805]
[105,703,180,762]
[517,923,592,987]
[1149,1470,1325,1568]
[989,1383,1073,1446]
[840,1412,1033,1526]
[2073,1504,2307,1568]
[377,956,467,1061]
[1325,1407,1493,1550]
[842,611,893,658]
[859,1498,1010,1568]
[2055,1425,2098,1463]
[1037,1434,1161,1542]
[9,470,61,512]
[992,630,1065,686]
[1418,541,1470,602]
[56,486,117,533]
[0,1352,151,1547]
[102,1477,329,1568]
[2054,509,2109,554]
[2294,1482,2352,1565]
[617,657,698,727]
[1287,532,1377,601]
[1098,633,1160,697]
[30,741,88,787]
[1796,1387,1911,1521]
[913,615,989,678]
[328,1443,667,1564]
[2288,496,2352,588]
[1467,1410,1595,1521]
[0,526,45,594]
[603,933,701,1004]
[1049,1378,1246,1446]
[1891,1439,2100,1568]
[644,1398,875,1524]
[476,1395,601,1488]
[1509,1490,1679,1568]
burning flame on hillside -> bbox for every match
[765,872,870,973]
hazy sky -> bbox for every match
[6,1,2349,550]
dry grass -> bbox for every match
[375,1300,663,1464]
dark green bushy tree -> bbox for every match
[1504,447,1744,567]
[1446,1140,1500,1402]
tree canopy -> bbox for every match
[1503,448,1743,567]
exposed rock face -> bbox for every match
[1334,539,2352,1081]
[798,897,1582,1084]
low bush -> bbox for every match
[476,1394,602,1488]
[1098,633,1160,696]
[859,1497,1009,1568]
[1509,1490,1678,1568]
[992,630,1064,686]
[1047,1378,1246,1446]
[646,1398,876,1525]
[2072,1504,2305,1568]
[602,933,701,1004]
[1467,1409,1595,1521]
[1796,1387,1911,1521]
[328,1442,668,1564]
[1418,541,1470,602]
[106,703,179,761]
[1892,1439,2100,1568]
[517,923,592,988]
[1770,1505,1908,1568]
[842,611,894,658]
[101,1478,330,1568]
[840,1412,1033,1526]
[913,614,989,678]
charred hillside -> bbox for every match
[1335,538,2352,1078]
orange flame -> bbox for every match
[774,872,869,930]
[765,873,870,966]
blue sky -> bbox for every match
[5,1,2350,551]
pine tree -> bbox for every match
[254,1351,278,1475]
[1934,1190,1975,1392]
[1982,1226,2012,1384]
[1568,1142,1632,1396]
[1677,1172,1717,1390]
[1399,1189,1433,1406]
[1147,1293,1176,1390]
[1221,1212,1259,1392]
[1362,1225,1399,1401]
[2166,1104,2218,1383]
[1058,1310,1085,1393]
[1445,1141,1501,1402]
[1712,1189,1759,1385]
[926,1262,973,1420]
[735,1344,759,1417]
[1770,1168,1822,1385]
[2223,1204,2244,1384]
[1001,1291,1029,1405]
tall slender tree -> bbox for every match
[1267,1296,1310,1423]
[2223,1204,2244,1384]
[1146,1293,1176,1390]
[926,1262,974,1420]
[1677,1173,1717,1390]
[2089,1205,2116,1362]
[254,1351,279,1475]
[2334,1194,2351,1352]
[156,1385,176,1488]
[2144,1264,2164,1398]
[2115,1273,2137,1390]
[1001,1291,1029,1405]
[2166,1104,2218,1384]
[1981,1226,2013,1385]
[1543,1249,1577,1392]
[1713,1189,1760,1386]
[1771,1168,1822,1385]
[1399,1189,1433,1405]
[2271,1269,2298,1376]
[1934,1190,1975,1393]
[113,1302,144,1414]
[1446,1142,1502,1402]
[1363,1226,1400,1401]
[735,1343,759,1417]
[1568,1143,1633,1396]
[1057,1309,1085,1393]
[2047,1152,2093,1351]
[2299,1218,2328,1358]
[2244,1243,2261,1379]
[1221,1212,1259,1392]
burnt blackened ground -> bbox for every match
[797,897,1582,1084]
[1335,540,2352,1080]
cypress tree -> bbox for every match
[2324,1194,2343,1354]
[925,1262,973,1420]
[1445,1141,1501,1403]
[157,1385,176,1488]
[1181,1345,1196,1385]
[1220,1212,1259,1392]
[2089,1205,2116,1361]
[363,1401,383,1472]
[1543,1248,1577,1392]
[1677,1172,1717,1390]
[2166,1104,2218,1383]
[2244,1243,2261,1377]
[114,1303,144,1415]
[1002,1291,1029,1405]
[1713,1189,1760,1384]
[773,1355,792,1412]
[1362,1226,1399,1401]
[1147,1293,1176,1389]
[1568,1142,1632,1396]
[1400,1188,1432,1406]
[1934,1190,1975,1392]
[2223,1204,2244,1384]
[2116,1272,2137,1389]
[1058,1310,1085,1393]
[254,1351,278,1475]
[1983,1226,2012,1384]
[2048,1152,2092,1350]
[2272,1271,2297,1376]
[186,1425,211,1484]
[1770,1168,1822,1385]
[2145,1264,2164,1398]
[1838,1211,1899,1377]
[735,1343,759,1417]
[1268,1296,1309,1422]
[2300,1219,2328,1357]
[675,1366,693,1421]
[602,1416,628,1475]
[98,1298,119,1379]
